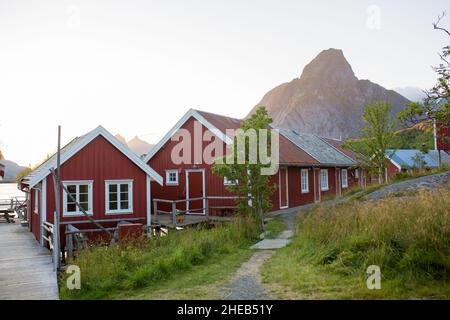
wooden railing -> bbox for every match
[0,196,27,222]
[152,196,242,228]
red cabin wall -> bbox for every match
[149,117,235,216]
[386,160,399,181]
[35,135,149,247]
[437,121,450,151]
[30,185,41,242]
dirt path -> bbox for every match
[223,250,274,300]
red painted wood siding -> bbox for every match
[38,136,149,246]
[149,117,235,216]
[30,185,41,242]
[437,121,450,151]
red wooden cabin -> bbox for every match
[20,126,163,248]
[437,121,450,151]
[144,109,362,215]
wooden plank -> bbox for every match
[0,222,58,300]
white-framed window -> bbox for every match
[166,170,179,185]
[355,169,359,179]
[224,176,238,185]
[62,181,93,216]
[105,180,133,214]
[301,169,309,193]
[320,169,329,191]
[341,169,348,188]
[34,188,39,214]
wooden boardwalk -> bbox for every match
[0,222,58,300]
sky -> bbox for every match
[0,0,449,166]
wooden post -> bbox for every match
[66,225,73,260]
[153,199,158,224]
[172,202,177,227]
[205,198,209,222]
[53,126,62,271]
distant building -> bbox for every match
[0,163,4,181]
[385,149,450,180]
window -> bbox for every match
[320,169,329,191]
[301,169,309,193]
[355,169,359,179]
[62,181,93,216]
[166,170,179,185]
[224,176,238,185]
[105,180,133,214]
[341,169,348,188]
[34,188,39,214]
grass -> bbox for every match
[264,218,285,239]
[262,189,450,299]
[60,218,258,299]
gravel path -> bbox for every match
[223,250,274,300]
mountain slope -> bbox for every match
[114,134,154,157]
[249,48,411,139]
[0,160,27,182]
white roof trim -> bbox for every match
[27,126,163,188]
[143,108,233,163]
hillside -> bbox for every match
[0,159,27,182]
[249,48,411,139]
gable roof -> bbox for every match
[278,128,357,166]
[23,126,163,188]
[386,149,450,169]
[143,109,235,163]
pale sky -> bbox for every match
[0,0,449,166]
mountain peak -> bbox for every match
[300,48,356,84]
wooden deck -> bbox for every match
[0,221,58,300]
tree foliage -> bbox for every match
[344,101,396,184]
[399,12,450,127]
[212,107,276,231]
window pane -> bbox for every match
[67,185,76,193]
[79,193,88,203]
[67,203,76,212]
[120,184,128,193]
[120,201,129,210]
[79,185,88,193]
[109,201,117,210]
[109,192,117,201]
[120,192,129,201]
[79,202,88,211]
[109,184,117,193]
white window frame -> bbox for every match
[34,188,39,214]
[224,176,238,186]
[320,169,329,191]
[62,180,93,217]
[105,180,133,214]
[341,169,348,188]
[355,169,359,179]
[301,169,309,193]
[165,170,179,185]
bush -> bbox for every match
[60,217,258,299]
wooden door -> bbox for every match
[279,167,288,209]
[186,170,205,214]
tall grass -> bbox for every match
[263,189,450,299]
[60,218,258,299]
